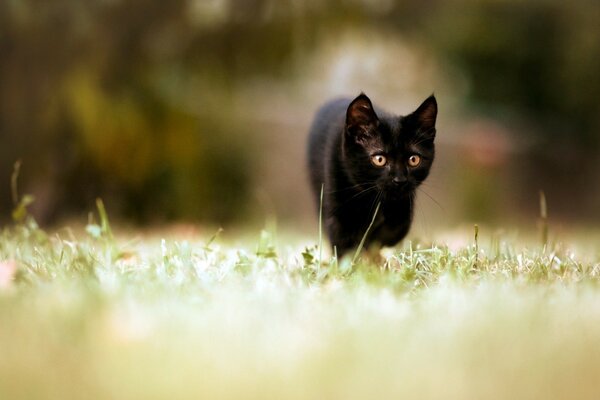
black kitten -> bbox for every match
[307,93,437,257]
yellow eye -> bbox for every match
[408,155,421,167]
[371,154,387,167]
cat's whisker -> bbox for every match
[420,181,444,190]
[347,186,378,201]
[341,185,377,205]
[328,182,376,194]
[331,185,379,213]
[417,187,444,211]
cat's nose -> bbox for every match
[392,177,407,185]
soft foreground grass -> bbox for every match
[1,217,600,399]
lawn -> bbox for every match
[1,211,600,399]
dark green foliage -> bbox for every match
[0,0,598,224]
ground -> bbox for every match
[1,216,599,399]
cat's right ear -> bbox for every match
[413,95,437,135]
[346,93,379,140]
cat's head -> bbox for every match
[343,93,437,199]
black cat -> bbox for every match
[307,93,437,257]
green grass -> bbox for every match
[1,215,600,399]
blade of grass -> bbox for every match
[351,201,381,266]
[204,228,224,252]
[318,184,324,271]
[539,191,548,248]
[96,198,113,241]
[11,160,21,205]
[474,224,479,269]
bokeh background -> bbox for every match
[1,0,599,231]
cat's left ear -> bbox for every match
[413,95,437,136]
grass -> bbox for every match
[1,210,600,399]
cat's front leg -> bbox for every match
[326,217,362,259]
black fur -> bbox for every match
[307,93,437,257]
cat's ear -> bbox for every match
[412,95,437,136]
[346,93,379,139]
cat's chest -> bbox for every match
[371,209,412,246]
[372,210,408,232]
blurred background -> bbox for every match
[1,0,599,232]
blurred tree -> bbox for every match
[378,0,600,220]
[0,0,359,224]
[0,0,598,224]
[421,1,600,218]
[0,0,274,223]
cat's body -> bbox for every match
[307,93,437,257]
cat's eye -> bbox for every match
[408,155,421,167]
[371,154,387,167]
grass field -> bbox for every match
[1,210,600,399]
